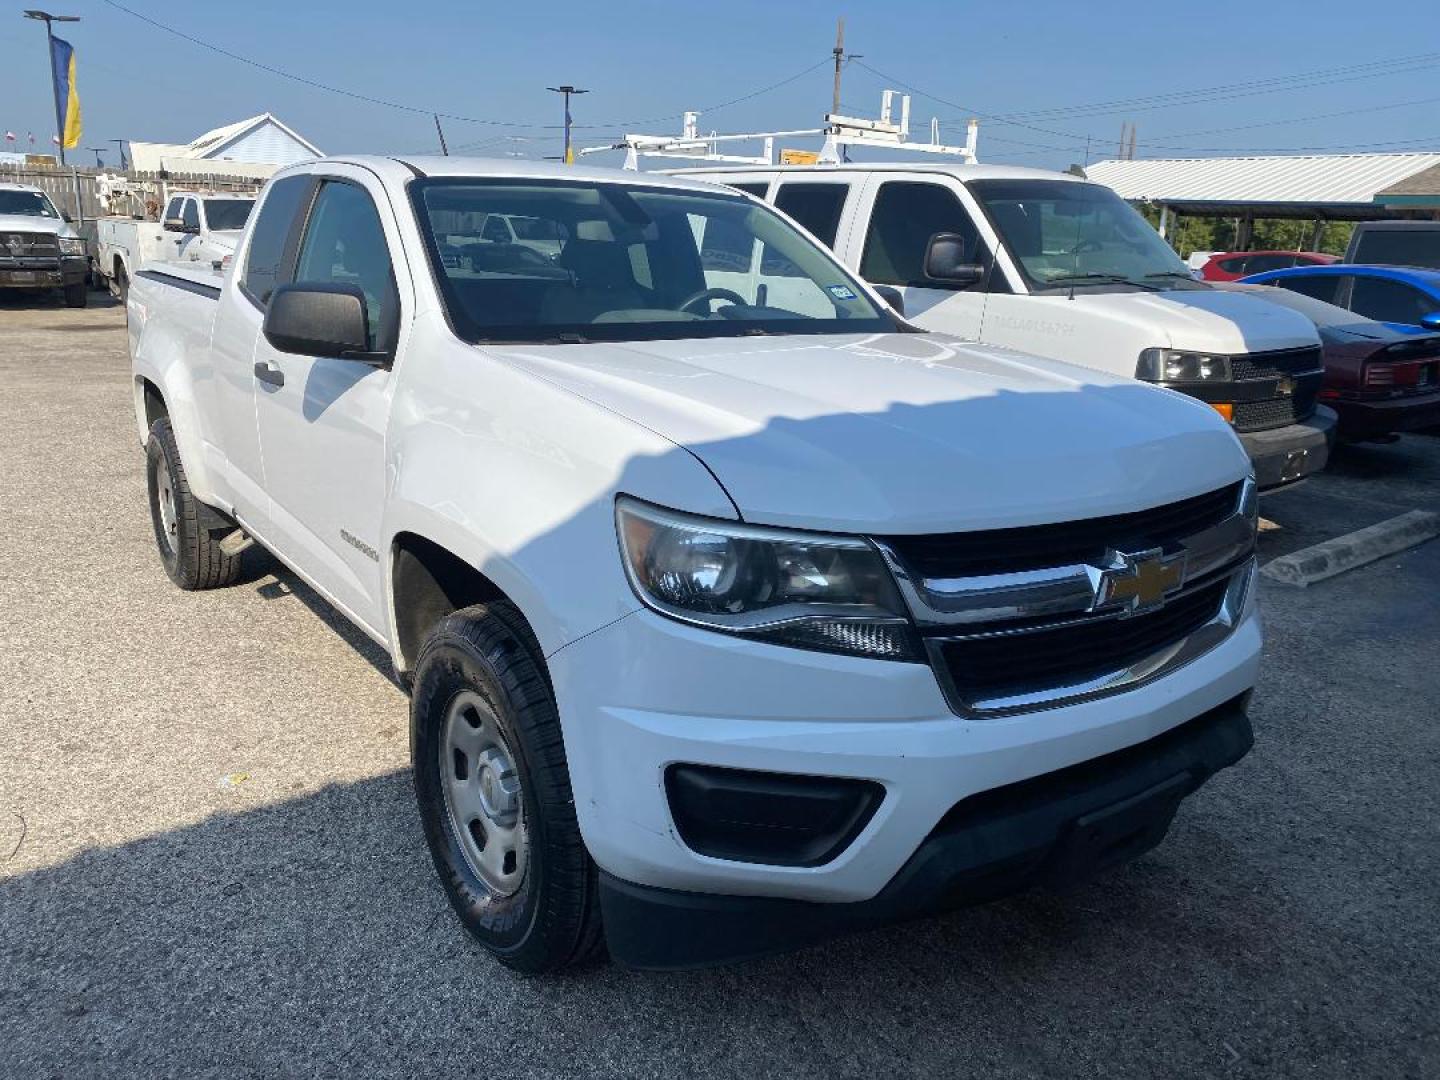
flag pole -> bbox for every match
[23,10,81,166]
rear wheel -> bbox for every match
[145,417,242,590]
[110,263,128,303]
[411,602,604,973]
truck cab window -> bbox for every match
[242,174,313,306]
[163,197,183,223]
[861,181,985,289]
[294,180,400,352]
[773,183,848,248]
[180,199,200,232]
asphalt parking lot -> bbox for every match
[1,295,1437,1080]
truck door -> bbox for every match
[848,175,995,340]
[250,169,403,635]
[173,198,202,262]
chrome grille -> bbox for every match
[0,231,61,267]
[876,481,1257,718]
[1231,345,1323,381]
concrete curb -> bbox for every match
[1261,510,1440,587]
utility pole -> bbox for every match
[85,146,104,167]
[832,17,846,114]
[547,85,589,165]
[23,9,81,167]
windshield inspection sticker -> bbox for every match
[827,285,858,300]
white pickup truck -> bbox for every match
[679,163,1337,490]
[127,156,1261,972]
[0,182,90,306]
[97,191,254,299]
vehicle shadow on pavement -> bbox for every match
[0,756,1401,1079]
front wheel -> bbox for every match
[411,602,603,973]
[63,281,87,308]
[145,417,242,590]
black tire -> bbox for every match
[111,264,128,303]
[411,601,604,973]
[145,417,242,590]
[63,281,87,308]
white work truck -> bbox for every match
[678,163,1337,490]
[0,182,90,306]
[97,191,254,299]
[127,156,1261,972]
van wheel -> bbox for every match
[145,417,242,590]
[63,281,88,308]
[411,601,604,973]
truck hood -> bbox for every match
[487,332,1249,534]
[1045,286,1321,355]
[207,229,243,253]
[0,214,75,239]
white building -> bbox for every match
[128,113,322,177]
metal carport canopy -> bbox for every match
[1085,152,1440,220]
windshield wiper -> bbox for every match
[1144,271,1198,282]
[1044,272,1162,291]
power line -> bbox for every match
[100,0,827,132]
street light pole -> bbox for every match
[23,9,80,167]
[546,85,589,165]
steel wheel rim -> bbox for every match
[439,689,528,897]
[154,454,177,556]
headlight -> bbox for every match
[1136,348,1232,383]
[58,237,86,256]
[615,496,920,661]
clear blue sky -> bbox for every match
[3,0,1438,171]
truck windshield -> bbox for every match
[967,179,1193,292]
[411,178,895,344]
[203,199,254,230]
[0,190,61,218]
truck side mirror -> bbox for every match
[924,232,985,287]
[263,283,386,366]
[163,216,187,233]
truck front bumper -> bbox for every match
[1237,405,1337,489]
[549,584,1262,967]
[0,256,87,290]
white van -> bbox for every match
[677,163,1336,489]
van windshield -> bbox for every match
[411,178,895,344]
[968,179,1194,292]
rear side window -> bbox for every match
[860,181,984,289]
[773,183,848,247]
[1245,254,1295,273]
[293,179,400,352]
[1351,228,1440,271]
[1348,276,1438,325]
[242,174,313,306]
[1276,274,1344,306]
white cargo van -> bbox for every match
[677,163,1336,489]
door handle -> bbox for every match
[253,361,285,387]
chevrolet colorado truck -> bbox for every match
[128,157,1261,972]
[0,182,89,307]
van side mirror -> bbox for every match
[872,284,905,316]
[263,283,386,365]
[61,211,74,223]
[924,232,985,286]
[1420,312,1440,331]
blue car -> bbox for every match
[1241,263,1440,332]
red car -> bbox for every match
[1218,284,1440,440]
[1199,250,1339,282]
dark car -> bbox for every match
[1344,220,1440,271]
[1241,263,1440,331]
[1219,283,1440,440]
[1198,250,1337,282]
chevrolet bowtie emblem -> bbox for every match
[1094,548,1187,616]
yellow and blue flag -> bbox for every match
[50,35,81,150]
